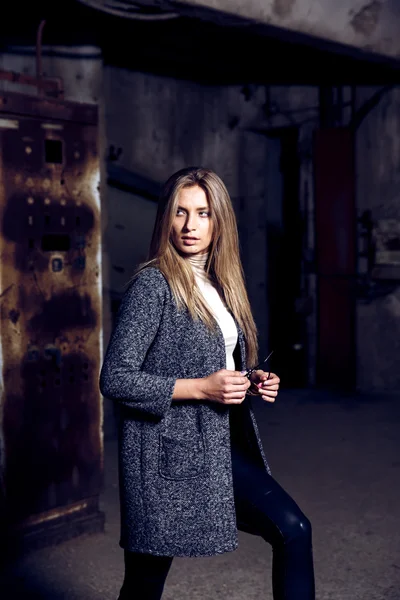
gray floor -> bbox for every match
[1,389,399,599]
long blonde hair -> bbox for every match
[136,166,258,367]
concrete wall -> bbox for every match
[356,86,400,391]
[102,67,272,355]
[175,0,400,60]
[0,46,103,103]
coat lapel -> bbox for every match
[234,320,247,371]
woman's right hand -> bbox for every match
[201,370,251,404]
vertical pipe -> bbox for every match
[36,20,46,96]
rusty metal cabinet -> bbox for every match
[0,92,104,552]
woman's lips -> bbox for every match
[182,238,199,245]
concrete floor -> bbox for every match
[0,389,399,599]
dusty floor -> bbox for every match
[0,388,399,599]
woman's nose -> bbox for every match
[184,213,197,231]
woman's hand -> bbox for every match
[201,370,251,404]
[249,370,280,402]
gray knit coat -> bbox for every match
[100,267,271,557]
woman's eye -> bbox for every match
[199,211,210,217]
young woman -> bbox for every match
[100,167,315,600]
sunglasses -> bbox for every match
[244,350,274,380]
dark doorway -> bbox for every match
[266,128,308,387]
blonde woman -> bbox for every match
[100,167,315,600]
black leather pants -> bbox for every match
[232,447,315,600]
[118,550,173,600]
[118,451,315,600]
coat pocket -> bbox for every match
[159,433,206,480]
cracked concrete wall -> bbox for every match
[175,0,400,60]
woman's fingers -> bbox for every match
[254,387,278,403]
[257,383,279,392]
[205,370,254,404]
[225,388,249,397]
[218,371,250,403]
[259,387,278,399]
[228,379,251,392]
[213,369,280,404]
[219,390,248,404]
[262,374,280,383]
[249,370,280,402]
[252,370,280,384]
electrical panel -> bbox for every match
[0,92,103,548]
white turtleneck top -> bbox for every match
[187,254,238,371]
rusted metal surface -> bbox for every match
[0,71,63,98]
[0,91,103,536]
[0,19,64,100]
[0,92,96,125]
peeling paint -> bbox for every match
[272,0,296,19]
[350,1,382,37]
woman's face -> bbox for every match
[171,185,213,256]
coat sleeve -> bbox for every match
[99,268,176,419]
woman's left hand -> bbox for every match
[249,370,280,402]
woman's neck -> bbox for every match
[186,252,209,279]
